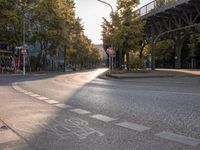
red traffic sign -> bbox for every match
[107,47,113,56]
[20,48,26,55]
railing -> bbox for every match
[136,0,177,16]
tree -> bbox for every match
[155,39,174,68]
[101,0,144,70]
[1,0,100,71]
[68,32,100,69]
[188,34,200,68]
[29,0,62,68]
[0,0,24,46]
[155,0,176,8]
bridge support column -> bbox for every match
[173,32,187,69]
[175,41,182,69]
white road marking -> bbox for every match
[0,130,20,144]
[70,108,91,115]
[12,82,18,86]
[45,100,59,104]
[35,96,48,100]
[20,89,27,92]
[90,114,116,122]
[12,118,104,140]
[55,104,72,108]
[12,86,21,91]
[30,94,40,97]
[14,87,26,92]
[150,90,200,96]
[155,131,200,147]
[24,92,34,95]
[116,122,150,132]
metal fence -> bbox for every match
[136,0,177,16]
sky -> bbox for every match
[74,0,152,44]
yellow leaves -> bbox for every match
[117,0,139,10]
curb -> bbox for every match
[106,74,175,79]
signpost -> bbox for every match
[16,47,26,75]
[107,47,113,74]
[20,48,26,76]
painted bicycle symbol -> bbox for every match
[13,118,104,140]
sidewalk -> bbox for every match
[0,120,33,150]
[106,69,200,79]
[157,69,200,76]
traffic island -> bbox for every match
[106,69,200,79]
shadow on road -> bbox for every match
[1,69,115,149]
[1,68,200,150]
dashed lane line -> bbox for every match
[70,108,91,115]
[155,131,200,147]
[45,100,59,104]
[19,90,27,93]
[12,82,200,147]
[54,104,72,108]
[21,90,28,93]
[30,94,40,97]
[35,96,48,100]
[90,114,116,122]
[116,121,150,132]
[24,92,34,95]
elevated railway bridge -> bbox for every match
[137,0,200,69]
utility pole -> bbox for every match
[97,0,114,13]
[23,17,26,75]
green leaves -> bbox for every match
[101,0,145,69]
[117,0,139,10]
[102,0,144,52]
[0,0,23,45]
[0,0,100,69]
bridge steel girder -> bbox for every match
[139,0,200,69]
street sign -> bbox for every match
[16,47,26,75]
[107,47,113,56]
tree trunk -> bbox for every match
[139,42,146,60]
[64,46,67,72]
[126,51,130,71]
[118,50,122,69]
[121,51,125,69]
[151,38,156,70]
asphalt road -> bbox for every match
[0,69,200,150]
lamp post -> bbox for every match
[97,0,114,13]
[19,0,28,75]
[97,0,114,74]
